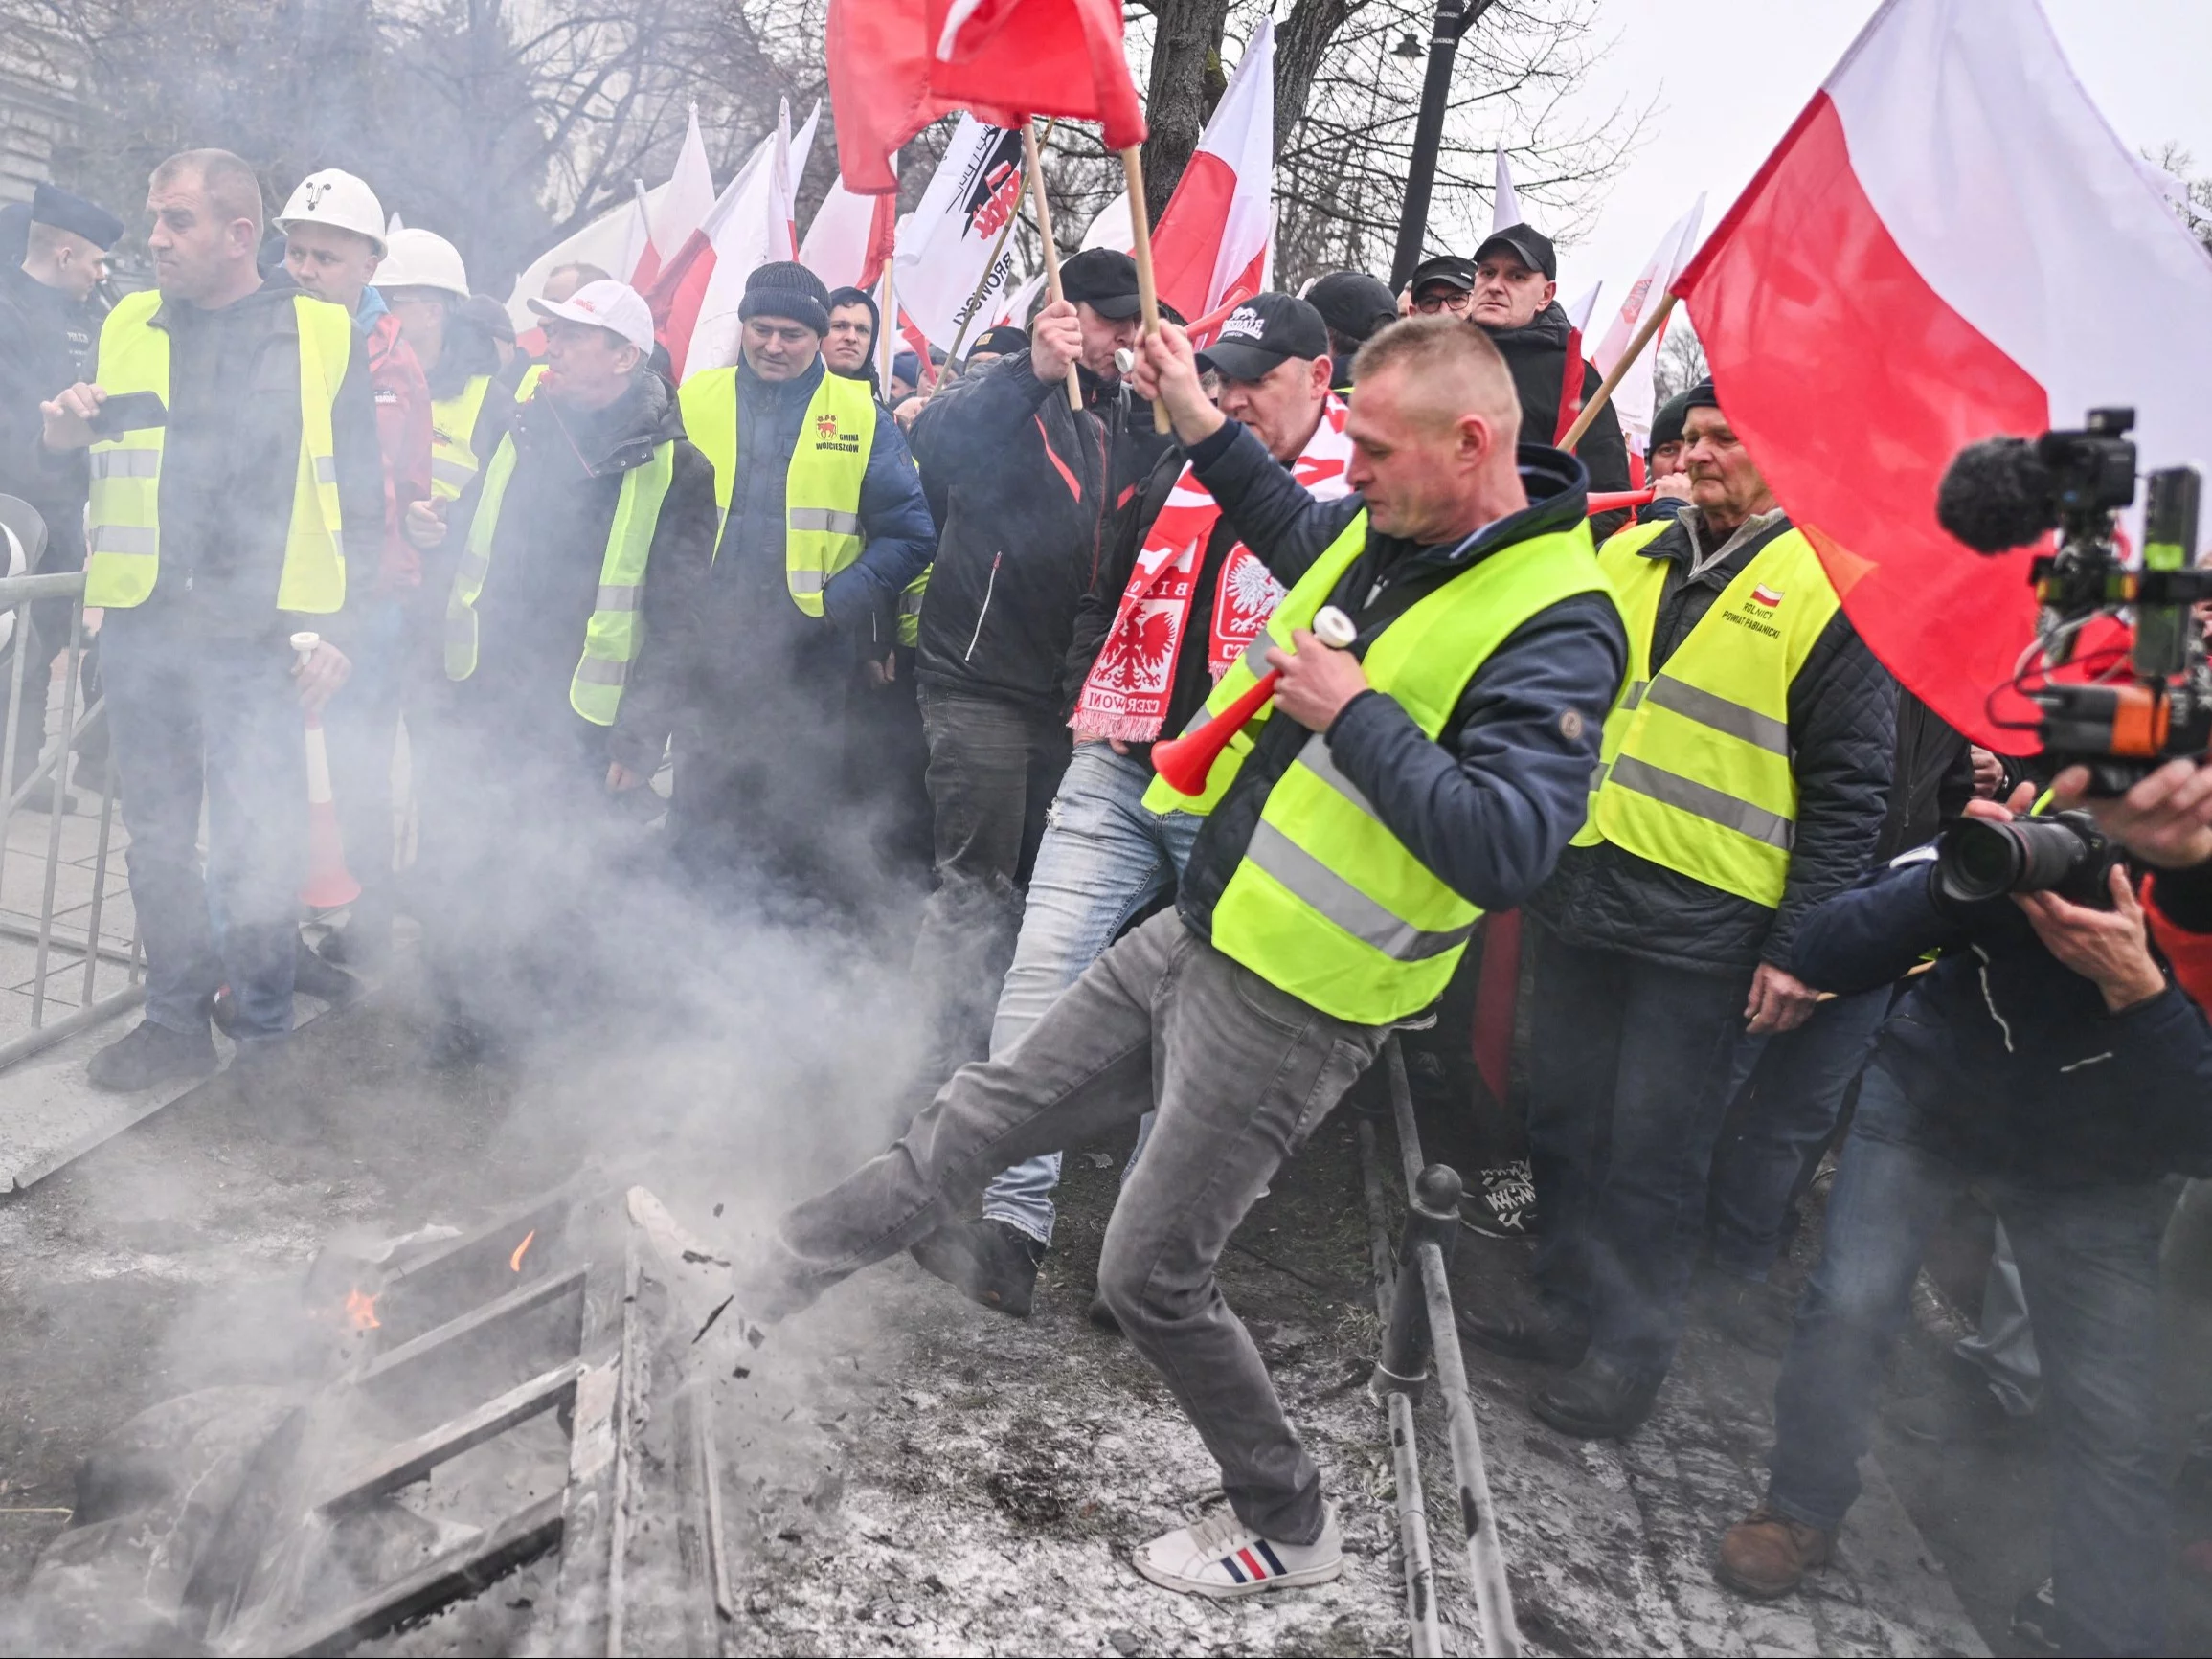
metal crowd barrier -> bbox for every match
[1359,1034,1520,1656]
[0,556,142,1073]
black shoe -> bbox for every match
[1693,1268,1794,1359]
[1460,1159,1540,1240]
[1456,1296,1590,1367]
[1088,1290,1122,1335]
[908,1219,1045,1319]
[86,1020,218,1092]
[292,937,365,1007]
[1531,1355,1664,1440]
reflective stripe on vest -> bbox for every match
[897,565,929,648]
[444,434,677,726]
[85,290,350,612]
[429,374,499,501]
[1202,512,1620,1025]
[678,367,875,613]
[1570,520,1841,908]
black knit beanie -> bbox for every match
[739,261,831,336]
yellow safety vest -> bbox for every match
[897,569,929,646]
[1190,511,1618,1025]
[444,433,676,726]
[678,368,874,610]
[429,373,500,502]
[516,362,547,401]
[85,288,350,612]
[1571,518,1841,908]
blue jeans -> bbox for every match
[102,617,305,1042]
[1768,1062,2174,1657]
[1706,986,1890,1280]
[979,741,1202,1244]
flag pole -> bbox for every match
[878,258,896,393]
[1559,291,1678,453]
[1023,122,1082,412]
[1119,147,1170,434]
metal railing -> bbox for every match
[0,555,143,1073]
[1360,1034,1520,1656]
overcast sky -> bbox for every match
[1543,0,2212,322]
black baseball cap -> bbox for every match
[1305,271,1396,344]
[1650,388,1696,452]
[1472,223,1558,281]
[1061,247,1142,319]
[1409,254,1476,296]
[967,324,1030,360]
[1196,293,1330,383]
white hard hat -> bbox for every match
[376,228,469,300]
[276,168,387,255]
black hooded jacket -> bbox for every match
[1524,507,1898,976]
[1481,302,1633,541]
[1170,423,1629,952]
[0,262,100,573]
[907,348,1175,710]
[440,368,716,777]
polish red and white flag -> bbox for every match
[1592,194,1703,453]
[1677,0,2212,749]
[633,104,715,291]
[1148,14,1275,325]
[801,158,901,294]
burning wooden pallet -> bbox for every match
[12,1177,734,1657]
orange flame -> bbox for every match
[510,1229,536,1272]
[344,1289,381,1331]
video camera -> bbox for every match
[1936,408,2208,794]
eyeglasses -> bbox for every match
[1411,289,1472,315]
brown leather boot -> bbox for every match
[1714,1507,1833,1599]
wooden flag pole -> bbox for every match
[1119,146,1171,435]
[1023,122,1082,412]
[878,258,896,393]
[1558,290,1679,453]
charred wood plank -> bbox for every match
[314,1357,589,1518]
[552,1237,641,1656]
[270,1491,565,1658]
[355,1267,586,1394]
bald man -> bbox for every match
[641,317,1627,1603]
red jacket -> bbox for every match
[363,306,432,594]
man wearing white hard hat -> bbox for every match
[275,168,432,980]
[378,229,511,512]
[415,279,715,1063]
[39,148,386,1097]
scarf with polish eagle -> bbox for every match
[1072,395,1354,743]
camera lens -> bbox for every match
[1938,819,2026,903]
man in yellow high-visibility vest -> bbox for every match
[39,148,386,1099]
[1460,378,1897,1441]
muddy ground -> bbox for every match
[2,973,2206,1655]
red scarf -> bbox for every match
[1072,396,1353,743]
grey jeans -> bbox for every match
[752,907,1388,1543]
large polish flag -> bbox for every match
[1148,14,1275,323]
[801,159,901,293]
[634,105,715,291]
[1678,0,2212,750]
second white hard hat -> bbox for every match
[376,227,469,299]
[275,168,387,255]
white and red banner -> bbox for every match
[1148,14,1275,324]
[1678,0,2212,749]
[1593,193,1704,453]
[892,114,1027,353]
[508,181,672,330]
[1492,146,1522,233]
[801,157,901,294]
[635,105,715,291]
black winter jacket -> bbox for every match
[440,368,716,777]
[1482,303,1633,541]
[1525,508,1897,976]
[1174,424,1628,958]
[1795,851,2212,1185]
[909,349,1174,710]
[0,263,99,573]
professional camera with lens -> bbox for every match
[1937,408,2210,794]
[1934,808,2124,909]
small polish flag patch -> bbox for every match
[1751,583,1785,607]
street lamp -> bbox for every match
[1393,33,1424,59]
[1389,0,1497,292]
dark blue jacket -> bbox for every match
[1174,424,1628,951]
[1794,850,2212,1184]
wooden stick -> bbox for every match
[1559,290,1678,453]
[1024,122,1082,412]
[877,258,895,393]
[1119,146,1170,434]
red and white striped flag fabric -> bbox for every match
[634,104,714,291]
[1148,14,1275,325]
[801,159,901,294]
[1678,0,2212,749]
[1593,195,1703,453]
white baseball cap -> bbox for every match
[528,280,654,355]
[275,168,387,256]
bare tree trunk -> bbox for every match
[1273,0,1362,161]
[1138,0,1232,222]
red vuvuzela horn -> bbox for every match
[1587,488,1657,515]
[1152,605,1357,797]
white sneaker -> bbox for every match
[1133,1503,1343,1599]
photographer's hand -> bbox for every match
[2015,865,2167,1013]
[2049,757,2212,870]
